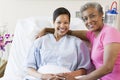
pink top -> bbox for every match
[87,24,120,80]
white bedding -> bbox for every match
[24,64,71,80]
[0,16,86,80]
[38,65,71,74]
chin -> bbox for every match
[60,34,66,37]
[88,28,96,31]
[59,33,67,36]
[88,29,93,31]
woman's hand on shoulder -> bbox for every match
[35,27,54,39]
[35,28,46,39]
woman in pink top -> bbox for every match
[70,2,120,80]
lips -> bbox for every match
[59,28,66,32]
[87,25,94,29]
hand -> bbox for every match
[35,28,46,39]
[75,75,83,80]
[57,73,76,80]
[50,76,66,80]
[41,74,56,80]
[75,75,90,80]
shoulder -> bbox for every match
[100,24,120,44]
[36,33,51,40]
[100,24,120,38]
[102,24,119,33]
[34,33,51,44]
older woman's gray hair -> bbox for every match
[80,2,104,19]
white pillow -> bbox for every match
[70,18,87,30]
[27,16,53,40]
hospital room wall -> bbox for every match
[0,0,119,33]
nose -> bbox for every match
[87,17,92,23]
[60,23,65,28]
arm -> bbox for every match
[70,30,88,41]
[35,28,54,39]
[26,39,56,79]
[36,28,88,41]
[78,43,120,80]
[36,27,71,38]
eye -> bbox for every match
[64,22,69,25]
[90,14,96,19]
[82,17,88,22]
[57,21,61,24]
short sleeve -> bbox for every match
[26,38,42,70]
[102,28,120,46]
[76,39,93,72]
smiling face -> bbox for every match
[82,7,103,32]
[54,14,70,39]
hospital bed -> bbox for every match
[0,16,87,80]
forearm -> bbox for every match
[70,30,88,41]
[84,65,112,80]
[86,43,120,80]
[45,27,54,33]
[57,68,87,80]
[36,27,54,39]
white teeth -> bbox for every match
[59,28,65,31]
[89,25,93,28]
[88,25,94,30]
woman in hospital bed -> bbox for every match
[25,7,93,80]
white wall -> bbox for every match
[0,0,119,33]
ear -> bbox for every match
[53,21,55,24]
[99,13,104,21]
[99,13,103,17]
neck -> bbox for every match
[54,33,62,41]
[94,23,104,37]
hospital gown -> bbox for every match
[25,33,92,80]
